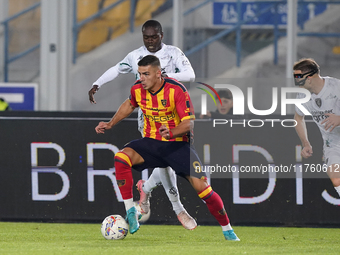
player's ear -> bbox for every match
[157,69,162,78]
[308,76,312,83]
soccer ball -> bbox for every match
[101,215,128,240]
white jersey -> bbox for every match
[93,43,195,88]
[93,43,195,134]
[296,76,340,151]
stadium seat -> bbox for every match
[77,0,167,53]
[333,46,340,54]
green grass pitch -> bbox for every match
[0,222,339,255]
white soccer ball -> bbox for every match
[101,215,129,240]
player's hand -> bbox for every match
[301,144,313,159]
[159,124,171,140]
[89,85,99,104]
[95,121,110,134]
[321,113,340,132]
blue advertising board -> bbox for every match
[0,83,37,110]
[213,1,328,27]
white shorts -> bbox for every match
[324,147,340,169]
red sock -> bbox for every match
[114,152,133,200]
[198,185,230,226]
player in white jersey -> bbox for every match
[293,58,340,198]
[89,20,197,229]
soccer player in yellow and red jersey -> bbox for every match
[95,55,240,241]
[91,20,196,230]
[132,74,193,141]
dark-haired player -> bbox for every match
[95,55,240,240]
[294,58,340,200]
[89,20,196,229]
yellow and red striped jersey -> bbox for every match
[129,78,195,142]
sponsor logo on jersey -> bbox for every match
[143,112,175,122]
[144,106,167,112]
[311,109,333,122]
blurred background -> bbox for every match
[0,0,339,113]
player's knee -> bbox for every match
[197,184,214,200]
[165,166,176,175]
[328,164,340,186]
[330,177,340,187]
[188,176,209,194]
[114,151,132,169]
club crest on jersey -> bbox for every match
[315,98,322,108]
[161,99,167,107]
[117,179,126,187]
